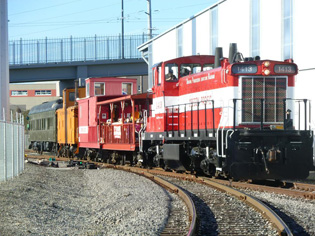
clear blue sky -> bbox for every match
[8,0,218,40]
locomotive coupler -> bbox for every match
[267,146,281,162]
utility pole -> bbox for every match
[147,0,152,39]
[121,0,125,59]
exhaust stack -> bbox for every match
[228,43,238,63]
[214,47,223,68]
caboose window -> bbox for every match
[122,83,132,95]
[94,82,105,96]
[242,76,286,123]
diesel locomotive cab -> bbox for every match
[142,44,313,180]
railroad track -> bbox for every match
[207,178,315,200]
[120,166,292,236]
[25,153,314,235]
[110,165,197,236]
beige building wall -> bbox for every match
[10,81,60,111]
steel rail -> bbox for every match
[292,182,315,192]
[104,164,197,236]
[197,177,293,236]
[116,166,293,236]
[209,178,315,200]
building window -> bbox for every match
[122,83,133,95]
[251,0,260,57]
[35,90,51,96]
[177,26,183,57]
[210,7,218,54]
[94,82,105,96]
[282,0,293,59]
[11,90,28,96]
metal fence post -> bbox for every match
[61,39,63,62]
[45,37,48,63]
[3,108,6,181]
[84,38,86,61]
[129,36,132,58]
[19,38,23,64]
[95,34,97,60]
[17,113,20,175]
[12,111,14,177]
[22,115,25,171]
[12,42,15,64]
[70,35,73,62]
[119,34,121,59]
[106,37,109,59]
[37,40,40,63]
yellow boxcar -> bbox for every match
[66,106,78,145]
[57,86,85,157]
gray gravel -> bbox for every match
[0,163,183,236]
[241,189,315,235]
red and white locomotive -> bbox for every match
[78,44,314,180]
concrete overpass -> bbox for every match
[10,58,148,91]
[9,34,150,92]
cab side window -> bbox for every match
[165,64,178,82]
[180,63,201,77]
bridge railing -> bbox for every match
[9,34,151,65]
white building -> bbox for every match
[139,0,315,128]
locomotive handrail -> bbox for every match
[232,98,311,131]
[283,98,311,131]
[165,100,215,138]
[233,98,265,131]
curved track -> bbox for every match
[208,178,315,200]
[25,152,314,235]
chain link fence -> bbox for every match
[0,111,25,182]
[9,34,151,65]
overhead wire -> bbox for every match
[9,0,214,38]
[9,0,82,16]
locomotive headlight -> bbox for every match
[264,61,270,67]
[264,69,270,75]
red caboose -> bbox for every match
[78,77,149,161]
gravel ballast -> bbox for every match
[0,163,182,236]
[242,189,315,235]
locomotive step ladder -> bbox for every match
[216,101,234,162]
